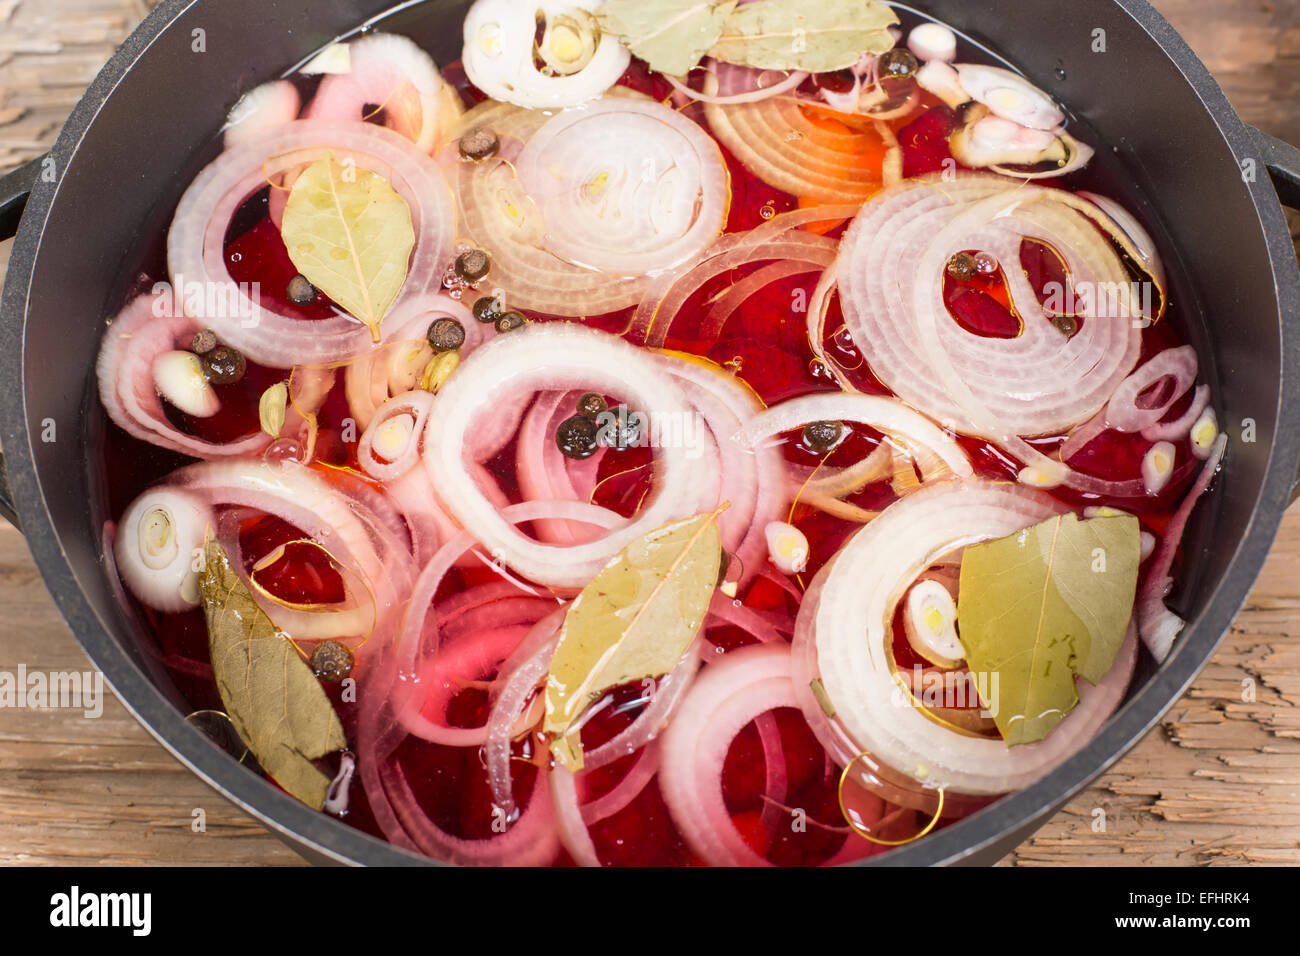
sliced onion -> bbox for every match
[115,488,214,612]
[953,63,1064,130]
[987,132,1095,181]
[514,98,730,277]
[660,643,836,867]
[732,392,973,479]
[174,460,416,650]
[1078,190,1167,287]
[839,171,1163,497]
[462,0,628,109]
[423,323,716,589]
[666,62,808,105]
[909,23,958,63]
[445,95,651,315]
[304,33,459,153]
[168,120,456,368]
[358,389,433,481]
[795,479,1137,795]
[96,294,271,459]
[1138,434,1227,661]
[1106,346,1197,433]
[703,61,897,204]
[223,80,301,150]
[343,292,488,433]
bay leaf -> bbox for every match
[280,151,414,343]
[544,509,724,769]
[709,0,899,73]
[199,538,347,808]
[955,513,1139,747]
[599,0,738,78]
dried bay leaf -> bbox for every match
[709,0,899,73]
[956,513,1139,747]
[599,0,738,77]
[544,508,724,769]
[280,151,414,342]
[199,538,347,808]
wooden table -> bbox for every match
[1,0,1298,867]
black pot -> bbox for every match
[1,0,1298,866]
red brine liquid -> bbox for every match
[103,61,1201,867]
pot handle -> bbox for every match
[0,156,44,530]
[1250,130,1300,503]
[0,154,43,242]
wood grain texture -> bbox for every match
[0,0,1298,867]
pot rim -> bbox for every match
[1,0,1297,867]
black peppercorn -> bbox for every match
[577,392,607,420]
[597,405,643,451]
[454,249,491,284]
[879,48,919,79]
[459,128,500,162]
[946,251,978,282]
[202,345,246,385]
[556,414,599,460]
[472,295,504,324]
[494,310,527,333]
[310,640,354,683]
[1052,314,1079,335]
[426,316,467,352]
[802,420,845,455]
[190,329,218,355]
[287,274,317,305]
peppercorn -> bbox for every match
[494,310,527,333]
[556,414,599,460]
[190,329,218,355]
[310,640,354,683]
[802,420,845,455]
[202,345,246,385]
[459,127,500,162]
[472,295,504,324]
[426,316,466,352]
[577,392,607,420]
[879,48,919,79]
[454,249,491,284]
[287,274,317,305]
[597,405,642,451]
[1052,314,1079,335]
[946,251,978,281]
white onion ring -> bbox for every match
[796,479,1137,795]
[732,392,973,480]
[514,98,730,277]
[223,80,301,151]
[304,33,458,153]
[1142,384,1211,443]
[423,323,715,589]
[703,61,897,204]
[96,293,272,459]
[168,119,456,368]
[445,95,652,315]
[660,642,807,867]
[1105,345,1198,433]
[114,488,214,612]
[358,389,434,481]
[462,0,628,109]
